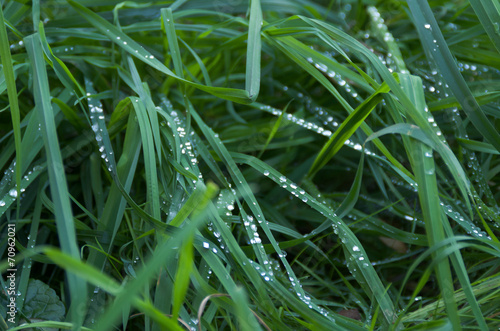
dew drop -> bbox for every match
[9,189,18,198]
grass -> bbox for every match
[1,0,499,330]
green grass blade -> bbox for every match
[469,0,500,54]
[406,0,500,153]
[265,27,414,182]
[172,235,194,321]
[335,153,364,219]
[457,138,500,154]
[0,5,22,209]
[257,99,291,158]
[162,8,184,79]
[400,73,469,330]
[246,0,262,100]
[8,321,93,331]
[127,62,161,219]
[408,139,461,329]
[24,33,87,329]
[308,82,390,177]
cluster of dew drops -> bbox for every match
[161,98,203,183]
[203,176,332,316]
[257,100,377,157]
[260,165,375,319]
[0,162,43,209]
[88,89,116,173]
[82,14,497,325]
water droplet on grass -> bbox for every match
[9,189,17,198]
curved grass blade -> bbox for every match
[38,22,85,98]
[8,321,93,331]
[66,0,254,104]
[457,138,500,155]
[43,247,184,331]
[187,105,345,322]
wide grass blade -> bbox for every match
[400,73,486,330]
[308,82,390,177]
[246,0,262,100]
[0,5,22,208]
[24,33,87,329]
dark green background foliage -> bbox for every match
[0,0,499,330]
